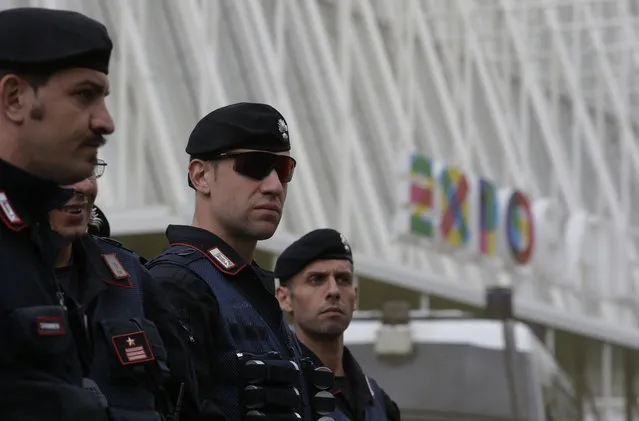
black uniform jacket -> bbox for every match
[56,235,201,419]
[147,224,288,421]
[299,342,401,421]
[0,158,109,421]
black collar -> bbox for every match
[0,159,74,224]
[165,224,251,276]
[298,341,375,406]
[165,224,277,294]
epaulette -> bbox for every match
[95,236,122,247]
[92,235,137,255]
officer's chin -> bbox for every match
[56,160,95,186]
[251,223,280,240]
[59,226,90,242]
[316,323,348,338]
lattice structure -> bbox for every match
[7,0,639,349]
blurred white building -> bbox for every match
[5,0,639,419]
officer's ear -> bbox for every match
[188,159,212,195]
[353,277,359,311]
[275,282,293,313]
[0,73,31,124]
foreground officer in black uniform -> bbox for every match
[147,103,335,421]
[0,7,116,421]
[275,229,401,421]
[49,162,199,420]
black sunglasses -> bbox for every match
[213,151,296,183]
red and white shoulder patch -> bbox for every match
[0,191,26,231]
[209,247,236,270]
[101,253,133,288]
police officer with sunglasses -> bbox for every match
[147,102,335,421]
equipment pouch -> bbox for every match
[7,305,71,358]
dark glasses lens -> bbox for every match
[220,152,296,183]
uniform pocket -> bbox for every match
[139,319,167,363]
[97,318,155,375]
[138,318,170,377]
[7,305,71,356]
[96,318,169,383]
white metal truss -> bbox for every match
[6,0,639,349]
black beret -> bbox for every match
[186,102,290,158]
[274,229,353,282]
[88,205,110,238]
[0,7,112,75]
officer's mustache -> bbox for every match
[83,134,107,148]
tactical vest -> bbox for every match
[147,244,314,421]
[89,237,170,421]
[331,376,388,421]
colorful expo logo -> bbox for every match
[395,153,535,266]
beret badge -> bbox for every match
[278,118,289,141]
[340,234,351,253]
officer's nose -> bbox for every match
[326,276,340,299]
[260,170,284,196]
[71,178,97,199]
[91,101,115,137]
